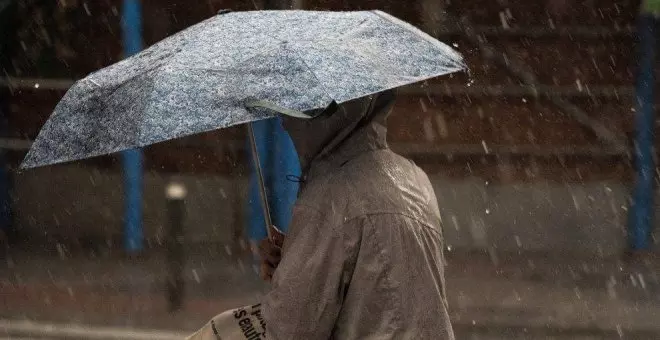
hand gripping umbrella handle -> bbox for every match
[247,122,274,240]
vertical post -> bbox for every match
[166,182,186,312]
[629,14,657,251]
[0,104,10,250]
[121,0,144,254]
[0,0,17,249]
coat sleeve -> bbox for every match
[262,205,353,340]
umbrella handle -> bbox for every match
[247,122,274,240]
[245,99,338,120]
[245,99,313,119]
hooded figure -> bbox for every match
[262,90,454,339]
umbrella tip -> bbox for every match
[217,9,232,15]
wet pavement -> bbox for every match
[2,246,660,339]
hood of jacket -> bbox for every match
[281,90,397,177]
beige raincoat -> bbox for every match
[190,90,453,339]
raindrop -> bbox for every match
[488,247,499,265]
[571,194,580,211]
[83,2,91,16]
[452,43,459,48]
[607,276,617,299]
[435,114,449,139]
[451,215,460,231]
[237,260,246,273]
[499,12,510,29]
[192,269,201,283]
[481,140,490,154]
[423,117,436,142]
[418,98,428,113]
[638,273,647,290]
[34,83,40,89]
[56,243,67,259]
[591,57,603,79]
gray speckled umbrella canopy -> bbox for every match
[21,10,465,169]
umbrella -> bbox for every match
[21,9,465,169]
[21,10,465,238]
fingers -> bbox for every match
[260,261,275,282]
[271,226,285,247]
[259,238,282,266]
[258,237,282,282]
[258,229,286,282]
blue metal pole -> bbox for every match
[271,117,300,232]
[121,0,144,253]
[0,104,10,240]
[247,117,300,240]
[629,14,657,250]
[0,0,15,243]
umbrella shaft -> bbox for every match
[247,123,274,240]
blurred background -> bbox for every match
[0,0,659,339]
